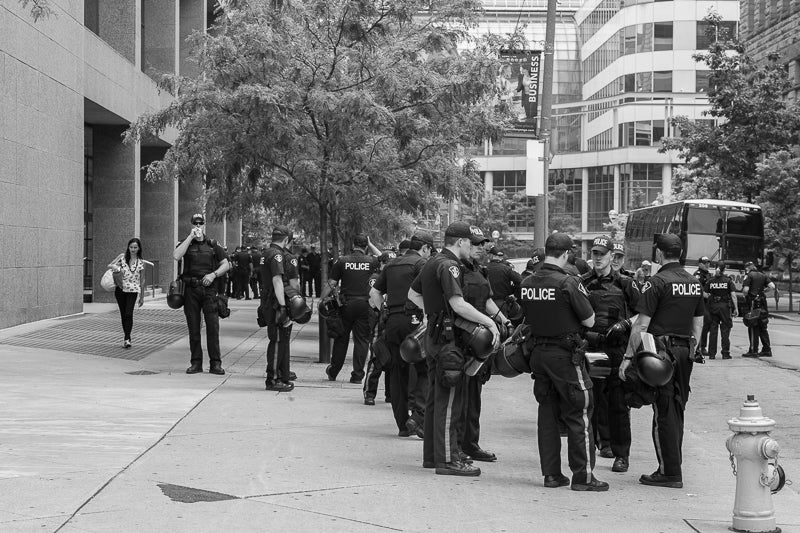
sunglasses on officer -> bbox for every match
[192,221,205,227]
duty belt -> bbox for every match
[182,276,207,287]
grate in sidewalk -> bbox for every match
[0,309,213,361]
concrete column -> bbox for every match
[613,165,620,211]
[581,168,589,234]
[662,163,672,201]
[142,0,178,78]
[92,126,139,303]
[179,0,207,77]
[227,218,242,250]
[97,0,138,64]
[484,171,493,194]
[140,147,175,290]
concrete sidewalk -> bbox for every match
[1,299,799,532]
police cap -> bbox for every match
[545,232,573,252]
[612,242,625,255]
[378,250,396,263]
[531,247,545,264]
[398,239,412,252]
[191,213,205,225]
[445,221,487,245]
[591,235,612,254]
[655,233,682,254]
[272,225,292,241]
[699,256,710,263]
[744,261,756,270]
[488,246,503,256]
[410,232,434,248]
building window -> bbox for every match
[635,121,652,145]
[654,22,673,50]
[587,166,614,231]
[636,72,652,92]
[696,70,710,92]
[588,129,614,150]
[623,25,637,55]
[492,137,527,156]
[492,170,526,193]
[620,163,662,210]
[697,21,738,49]
[653,120,665,143]
[549,168,582,221]
[653,70,672,92]
[636,24,653,53]
[84,125,94,298]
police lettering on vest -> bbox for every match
[708,282,729,290]
[520,287,556,301]
[345,262,372,271]
[330,251,379,300]
[671,283,702,296]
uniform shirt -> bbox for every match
[259,243,290,304]
[743,270,769,297]
[486,259,522,300]
[235,250,252,272]
[519,263,593,337]
[330,250,379,300]
[368,272,381,310]
[461,259,492,314]
[705,274,736,303]
[411,248,463,318]
[298,254,310,276]
[284,250,300,281]
[637,262,705,337]
[580,269,639,331]
[179,239,226,279]
[249,250,262,273]
[693,268,710,288]
[374,250,427,312]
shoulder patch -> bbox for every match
[369,278,376,287]
[448,265,460,279]
[274,254,283,263]
[290,258,297,266]
[641,281,652,293]
[578,283,589,297]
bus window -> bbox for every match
[687,207,723,234]
[726,211,762,236]
[725,236,761,264]
[686,233,721,261]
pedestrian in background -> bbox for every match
[173,214,230,375]
[249,246,262,299]
[107,238,146,348]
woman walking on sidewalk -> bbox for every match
[108,238,146,348]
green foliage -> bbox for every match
[757,149,800,257]
[660,11,800,203]
[127,0,513,261]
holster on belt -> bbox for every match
[584,330,606,351]
[565,332,588,366]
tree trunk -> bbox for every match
[318,200,331,363]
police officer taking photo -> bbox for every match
[173,213,230,375]
[704,261,738,360]
[519,232,606,491]
[580,236,639,474]
[408,222,500,476]
[620,233,704,489]
[485,246,523,325]
[321,234,380,383]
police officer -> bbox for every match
[408,222,499,476]
[173,213,230,375]
[370,234,433,437]
[459,228,507,463]
[519,232,606,491]
[249,246,262,299]
[620,233,704,489]
[259,226,296,392]
[742,261,778,357]
[485,246,523,324]
[521,248,546,280]
[693,256,712,357]
[580,235,639,474]
[234,245,252,299]
[321,235,380,383]
[363,250,396,406]
[704,262,738,360]
[610,242,635,278]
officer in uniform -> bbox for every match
[370,234,433,436]
[580,236,639,473]
[742,261,778,357]
[234,245,252,300]
[620,233,704,489]
[363,250,396,405]
[321,235,380,383]
[408,222,499,476]
[485,246,523,324]
[519,232,606,491]
[249,246,262,299]
[693,256,712,357]
[173,214,230,375]
[259,226,296,392]
[704,262,738,360]
[459,228,507,463]
[611,242,635,278]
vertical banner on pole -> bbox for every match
[498,50,543,132]
[526,140,545,196]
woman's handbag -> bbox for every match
[100,269,117,292]
[112,269,124,289]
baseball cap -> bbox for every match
[641,260,652,266]
[272,225,292,241]
[699,256,710,263]
[353,234,368,248]
[526,259,537,270]
[191,213,205,225]
[655,233,682,254]
[531,247,545,264]
[744,261,756,269]
[398,239,412,252]
[488,246,503,256]
[378,250,396,263]
[445,222,488,245]
[545,232,573,252]
[410,232,435,248]
[591,235,612,254]
[612,242,625,255]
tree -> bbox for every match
[757,149,800,263]
[18,0,53,21]
[660,12,800,203]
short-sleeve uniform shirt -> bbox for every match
[330,251,379,300]
[519,263,594,337]
[411,248,463,318]
[260,243,289,304]
[637,262,705,337]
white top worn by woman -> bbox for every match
[113,255,144,293]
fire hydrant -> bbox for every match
[726,395,785,533]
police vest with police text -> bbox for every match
[520,265,587,337]
[581,271,631,331]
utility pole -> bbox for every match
[534,0,557,246]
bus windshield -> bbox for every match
[725,236,762,264]
[684,205,763,265]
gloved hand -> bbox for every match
[606,319,632,346]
